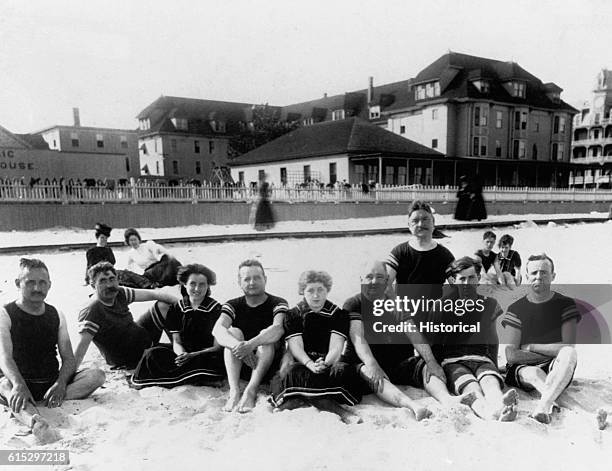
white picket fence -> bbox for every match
[1,180,612,204]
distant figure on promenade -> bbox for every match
[84,223,115,285]
[454,176,472,221]
[251,175,276,231]
[468,175,487,221]
[454,176,487,221]
[0,258,105,443]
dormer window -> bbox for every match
[332,109,345,121]
[415,81,440,100]
[171,118,188,130]
[211,120,226,132]
[472,80,490,93]
[139,119,150,131]
[511,81,526,98]
[369,106,380,119]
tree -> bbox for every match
[228,104,299,158]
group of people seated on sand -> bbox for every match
[1,200,607,443]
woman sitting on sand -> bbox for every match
[118,228,181,288]
[270,270,362,424]
[130,264,225,388]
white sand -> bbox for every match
[1,216,611,471]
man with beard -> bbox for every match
[75,262,178,369]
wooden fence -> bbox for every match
[2,180,612,204]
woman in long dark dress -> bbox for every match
[270,270,362,423]
[252,179,275,231]
[85,223,115,284]
[130,264,225,388]
[454,176,471,220]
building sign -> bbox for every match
[0,149,35,171]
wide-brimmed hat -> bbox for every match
[95,223,112,237]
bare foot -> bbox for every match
[498,405,517,422]
[237,389,257,413]
[274,398,307,412]
[597,408,608,430]
[414,406,433,421]
[458,391,478,408]
[340,411,363,425]
[31,415,60,444]
[502,389,518,406]
[223,391,240,412]
[529,411,551,424]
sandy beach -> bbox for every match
[1,215,611,471]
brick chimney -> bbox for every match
[73,107,81,127]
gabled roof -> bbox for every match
[135,95,270,136]
[411,52,576,112]
[15,133,50,150]
[229,117,442,165]
[0,125,34,149]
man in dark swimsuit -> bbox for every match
[213,259,288,413]
[0,258,105,442]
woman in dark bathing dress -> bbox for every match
[130,264,225,388]
[270,270,362,423]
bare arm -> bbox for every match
[385,265,398,298]
[0,309,28,389]
[349,320,382,369]
[0,309,34,412]
[502,324,549,365]
[171,332,186,356]
[74,332,94,370]
[55,311,77,385]
[212,313,240,349]
[245,314,284,349]
[287,336,311,365]
[524,318,578,357]
[324,333,345,366]
[131,287,179,304]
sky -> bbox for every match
[0,0,610,133]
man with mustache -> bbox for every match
[0,258,105,442]
[75,262,178,370]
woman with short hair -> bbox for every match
[270,270,362,423]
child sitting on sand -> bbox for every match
[496,234,522,288]
[474,231,503,284]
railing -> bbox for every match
[1,181,612,204]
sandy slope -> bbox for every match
[1,219,611,471]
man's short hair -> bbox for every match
[177,263,217,290]
[408,200,433,218]
[446,256,482,278]
[238,259,266,277]
[526,253,555,274]
[298,270,333,295]
[124,228,142,245]
[483,230,496,240]
[88,261,117,284]
[499,234,514,247]
[17,258,49,279]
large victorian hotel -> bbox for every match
[571,70,612,188]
